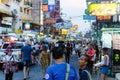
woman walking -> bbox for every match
[39,45,50,79]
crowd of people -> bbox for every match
[2,39,111,80]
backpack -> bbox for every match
[2,56,18,74]
[82,70,92,80]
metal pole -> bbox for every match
[39,0,40,33]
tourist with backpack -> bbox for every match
[2,49,17,80]
[45,46,78,80]
[79,54,92,80]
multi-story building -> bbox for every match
[0,0,41,34]
[31,0,42,32]
[0,0,12,33]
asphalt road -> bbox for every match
[0,54,115,80]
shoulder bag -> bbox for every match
[65,63,70,80]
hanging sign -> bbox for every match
[42,5,48,12]
[48,5,54,12]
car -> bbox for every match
[0,41,25,70]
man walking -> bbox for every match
[79,54,92,80]
[45,46,78,80]
[65,43,72,63]
[21,41,32,80]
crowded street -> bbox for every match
[0,53,115,80]
[0,0,120,80]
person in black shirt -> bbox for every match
[65,43,72,63]
[79,54,91,80]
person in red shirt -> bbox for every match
[87,44,96,74]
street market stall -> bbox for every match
[101,28,120,76]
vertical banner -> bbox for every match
[54,0,60,19]
[48,5,54,12]
[42,5,48,12]
[48,0,55,5]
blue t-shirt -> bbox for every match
[45,63,78,80]
[21,45,32,60]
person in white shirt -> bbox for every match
[94,48,109,80]
[3,49,16,80]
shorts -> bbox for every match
[23,60,31,67]
[101,66,109,75]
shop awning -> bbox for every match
[23,21,41,28]
[31,22,41,27]
[0,3,12,17]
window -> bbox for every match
[27,10,29,15]
[20,7,23,12]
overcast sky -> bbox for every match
[60,0,91,32]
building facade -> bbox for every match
[0,0,41,34]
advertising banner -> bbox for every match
[25,22,30,30]
[62,29,68,35]
[96,16,112,22]
[48,0,55,5]
[42,5,48,12]
[83,15,96,20]
[49,0,60,19]
[89,3,117,16]
[48,5,55,12]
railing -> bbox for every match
[0,2,11,15]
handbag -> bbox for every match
[11,56,18,72]
[11,61,18,72]
[2,62,10,74]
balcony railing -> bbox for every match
[0,2,12,16]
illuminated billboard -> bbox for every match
[42,5,48,12]
[113,49,120,65]
[62,29,68,35]
[89,3,117,16]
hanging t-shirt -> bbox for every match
[101,33,112,48]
